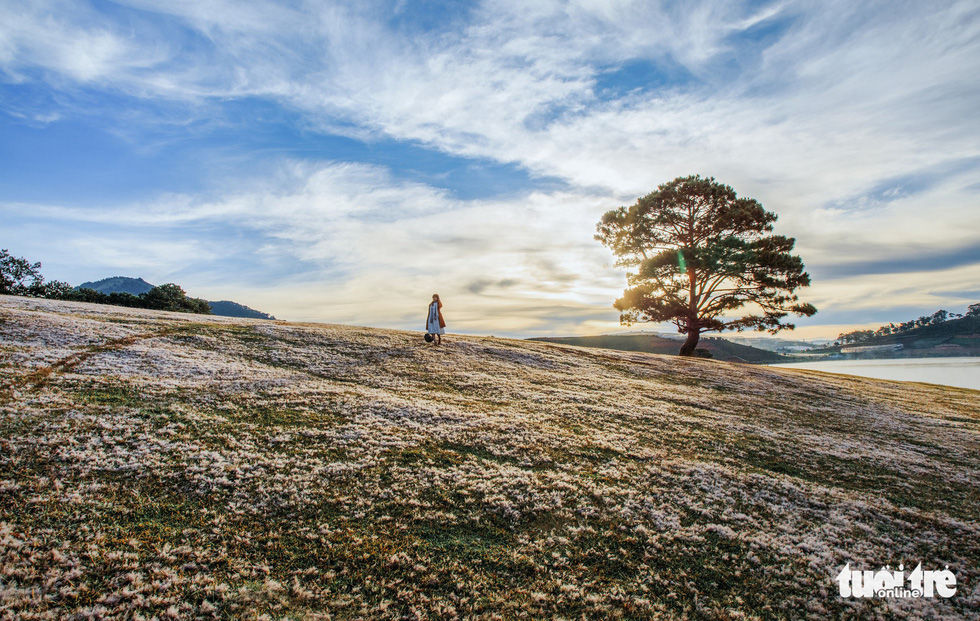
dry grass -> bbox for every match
[1,295,978,619]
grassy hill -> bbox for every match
[1,295,978,619]
[531,333,785,363]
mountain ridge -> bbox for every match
[76,275,276,320]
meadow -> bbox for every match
[1,295,978,619]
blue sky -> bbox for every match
[2,0,979,339]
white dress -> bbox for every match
[426,302,445,335]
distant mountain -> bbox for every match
[76,276,277,320]
[529,333,785,363]
[722,335,829,352]
[208,300,276,320]
[76,276,154,296]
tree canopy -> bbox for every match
[596,175,816,356]
[141,283,212,314]
[0,249,44,296]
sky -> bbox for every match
[1,0,979,340]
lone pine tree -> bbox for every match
[596,175,817,356]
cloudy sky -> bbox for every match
[2,0,978,339]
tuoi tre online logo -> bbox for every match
[837,563,957,599]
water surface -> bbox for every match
[770,357,980,391]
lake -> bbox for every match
[769,356,980,391]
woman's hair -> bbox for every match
[432,293,442,308]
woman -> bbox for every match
[426,294,446,345]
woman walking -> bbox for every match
[426,294,446,345]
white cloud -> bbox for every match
[805,262,980,315]
[2,160,624,335]
[6,153,974,338]
[3,0,978,336]
[8,1,977,206]
[0,0,173,85]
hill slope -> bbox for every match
[1,295,978,619]
[818,315,980,357]
[530,332,785,362]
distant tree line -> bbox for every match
[0,249,211,315]
[833,305,980,346]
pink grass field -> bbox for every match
[1,295,979,619]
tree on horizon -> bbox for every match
[141,283,212,315]
[596,175,817,356]
[0,248,44,295]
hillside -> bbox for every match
[208,300,277,320]
[531,333,785,363]
[879,314,980,354]
[818,315,980,357]
[1,295,978,619]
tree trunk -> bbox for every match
[678,330,700,356]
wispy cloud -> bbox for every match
[0,0,174,84]
[1,0,978,336]
[2,160,622,334]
